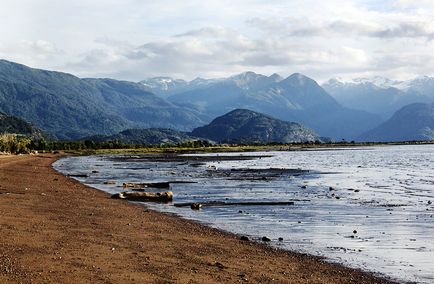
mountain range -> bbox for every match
[322,76,434,120]
[144,72,381,140]
[1,58,434,142]
[0,60,204,140]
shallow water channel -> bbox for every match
[54,145,434,283]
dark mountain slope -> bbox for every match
[359,103,434,142]
[0,112,44,140]
[87,128,195,145]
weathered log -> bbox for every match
[123,182,170,189]
[122,181,197,189]
[111,191,173,202]
[68,174,89,178]
[174,201,295,208]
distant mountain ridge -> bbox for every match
[323,76,434,120]
[192,109,319,143]
[359,103,434,142]
[140,71,283,96]
[147,72,381,140]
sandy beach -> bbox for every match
[0,154,396,283]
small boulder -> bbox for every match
[240,236,249,241]
[261,236,271,242]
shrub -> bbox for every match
[0,133,32,154]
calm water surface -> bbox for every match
[53,145,434,283]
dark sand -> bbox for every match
[0,154,396,283]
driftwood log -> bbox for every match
[122,181,196,189]
[123,182,170,189]
[174,201,295,208]
[111,191,173,202]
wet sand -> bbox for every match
[0,154,396,283]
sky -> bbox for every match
[1,0,434,82]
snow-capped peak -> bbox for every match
[323,76,406,90]
[140,77,187,92]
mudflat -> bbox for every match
[0,154,395,283]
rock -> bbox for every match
[278,237,283,242]
[210,261,225,269]
[190,203,202,210]
[301,185,307,189]
[329,187,335,191]
[240,236,249,241]
[353,230,357,234]
[428,200,432,205]
[103,180,116,185]
[261,236,271,242]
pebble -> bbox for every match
[190,203,202,210]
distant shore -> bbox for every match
[0,154,396,283]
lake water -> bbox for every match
[53,145,434,283]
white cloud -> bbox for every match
[1,0,434,82]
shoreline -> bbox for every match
[0,154,397,283]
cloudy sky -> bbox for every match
[1,0,434,82]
